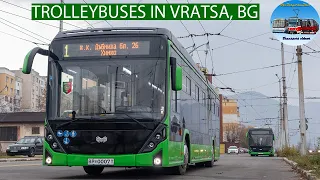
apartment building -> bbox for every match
[14,76,23,112]
[222,97,240,142]
[0,67,16,112]
[12,69,46,112]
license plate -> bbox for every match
[88,159,114,166]
[10,150,18,152]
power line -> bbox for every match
[0,19,49,44]
[211,32,270,51]
[0,9,65,30]
[215,77,264,119]
[165,0,203,66]
[218,0,253,34]
[234,81,279,91]
[0,0,28,10]
[0,0,82,29]
[219,34,294,54]
[82,0,112,27]
[0,30,48,45]
[0,16,51,41]
[211,61,297,77]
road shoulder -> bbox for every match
[283,157,319,180]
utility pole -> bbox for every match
[281,42,289,147]
[276,74,283,149]
[297,45,307,155]
[59,0,64,32]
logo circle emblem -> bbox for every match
[270,0,319,46]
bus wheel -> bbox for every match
[205,147,214,167]
[172,143,188,175]
[83,166,104,176]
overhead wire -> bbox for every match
[0,9,66,30]
[212,61,297,77]
[0,0,82,29]
[0,16,51,42]
[0,30,48,45]
[165,0,203,66]
[82,0,113,27]
[0,19,49,44]
[218,0,253,34]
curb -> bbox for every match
[283,157,319,180]
[0,158,42,162]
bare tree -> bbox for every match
[239,125,254,148]
[224,123,241,143]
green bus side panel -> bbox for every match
[168,140,183,166]
[190,144,212,163]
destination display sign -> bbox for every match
[251,131,271,135]
[63,41,150,58]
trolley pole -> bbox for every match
[296,45,307,155]
[281,42,289,147]
[59,0,64,32]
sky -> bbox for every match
[0,0,320,108]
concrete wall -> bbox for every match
[0,123,44,152]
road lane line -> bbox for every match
[0,164,40,168]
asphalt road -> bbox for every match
[0,154,303,180]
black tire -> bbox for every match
[28,148,35,157]
[83,166,104,176]
[204,146,215,167]
[172,143,188,175]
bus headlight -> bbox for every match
[153,158,161,165]
[52,142,58,149]
[45,156,52,164]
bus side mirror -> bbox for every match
[22,47,58,74]
[170,57,182,91]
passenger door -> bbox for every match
[34,138,43,154]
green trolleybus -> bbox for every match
[247,128,275,156]
[22,27,221,175]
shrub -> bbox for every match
[277,146,300,157]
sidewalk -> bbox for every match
[0,156,42,163]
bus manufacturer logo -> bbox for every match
[96,136,108,143]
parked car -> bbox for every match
[6,136,44,157]
[227,146,239,154]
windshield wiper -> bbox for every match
[56,111,94,129]
[100,112,153,130]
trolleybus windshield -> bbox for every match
[48,36,167,121]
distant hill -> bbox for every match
[227,91,320,148]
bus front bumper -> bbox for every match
[43,142,165,167]
[250,151,273,155]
